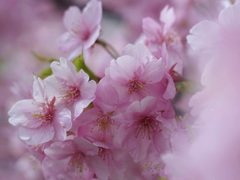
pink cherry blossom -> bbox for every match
[43,137,108,180]
[89,140,145,180]
[107,43,175,103]
[8,77,72,145]
[140,152,168,180]
[115,96,174,162]
[76,77,120,144]
[59,0,102,60]
[44,57,97,119]
[142,6,183,73]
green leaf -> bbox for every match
[176,79,202,95]
[38,67,53,79]
[159,178,168,180]
[72,55,100,82]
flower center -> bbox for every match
[127,77,146,94]
[135,116,161,139]
[98,147,109,161]
[69,153,84,173]
[33,97,56,123]
[143,160,162,176]
[165,30,180,45]
[81,29,90,41]
[61,86,80,104]
[94,112,114,132]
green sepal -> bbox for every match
[159,178,168,180]
[72,55,100,82]
[176,79,202,95]
[37,67,53,79]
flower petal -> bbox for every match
[63,6,82,32]
[19,125,54,145]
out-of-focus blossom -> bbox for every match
[142,6,183,73]
[43,137,108,179]
[59,0,102,60]
[163,3,240,180]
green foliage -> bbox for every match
[159,178,168,180]
[37,67,53,79]
[73,55,100,82]
[176,79,202,95]
[36,54,100,82]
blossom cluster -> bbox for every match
[8,1,181,179]
[6,0,240,180]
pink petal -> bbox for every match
[54,108,72,140]
[63,6,82,32]
[142,18,162,42]
[82,25,101,49]
[87,156,109,179]
[127,96,157,117]
[141,57,165,83]
[187,20,218,51]
[58,32,81,54]
[8,99,39,127]
[19,125,54,145]
[42,157,70,179]
[79,71,96,99]
[109,56,139,84]
[73,137,98,156]
[73,99,90,119]
[50,57,77,84]
[139,96,158,114]
[123,43,151,62]
[44,140,75,159]
[160,6,175,34]
[68,45,83,60]
[95,78,119,111]
[44,76,62,102]
[33,77,46,103]
[163,74,176,100]
[219,3,240,29]
[82,0,102,31]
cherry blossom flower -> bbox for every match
[142,6,183,73]
[115,96,174,162]
[88,141,144,180]
[107,43,175,104]
[59,0,102,60]
[76,77,119,143]
[43,137,108,180]
[8,77,72,145]
[44,57,97,119]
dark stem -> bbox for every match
[96,39,120,59]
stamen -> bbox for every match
[94,112,114,131]
[127,77,146,94]
[143,160,162,176]
[98,147,111,164]
[68,153,84,173]
[61,86,80,104]
[135,116,161,139]
[32,97,56,123]
[98,147,108,160]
